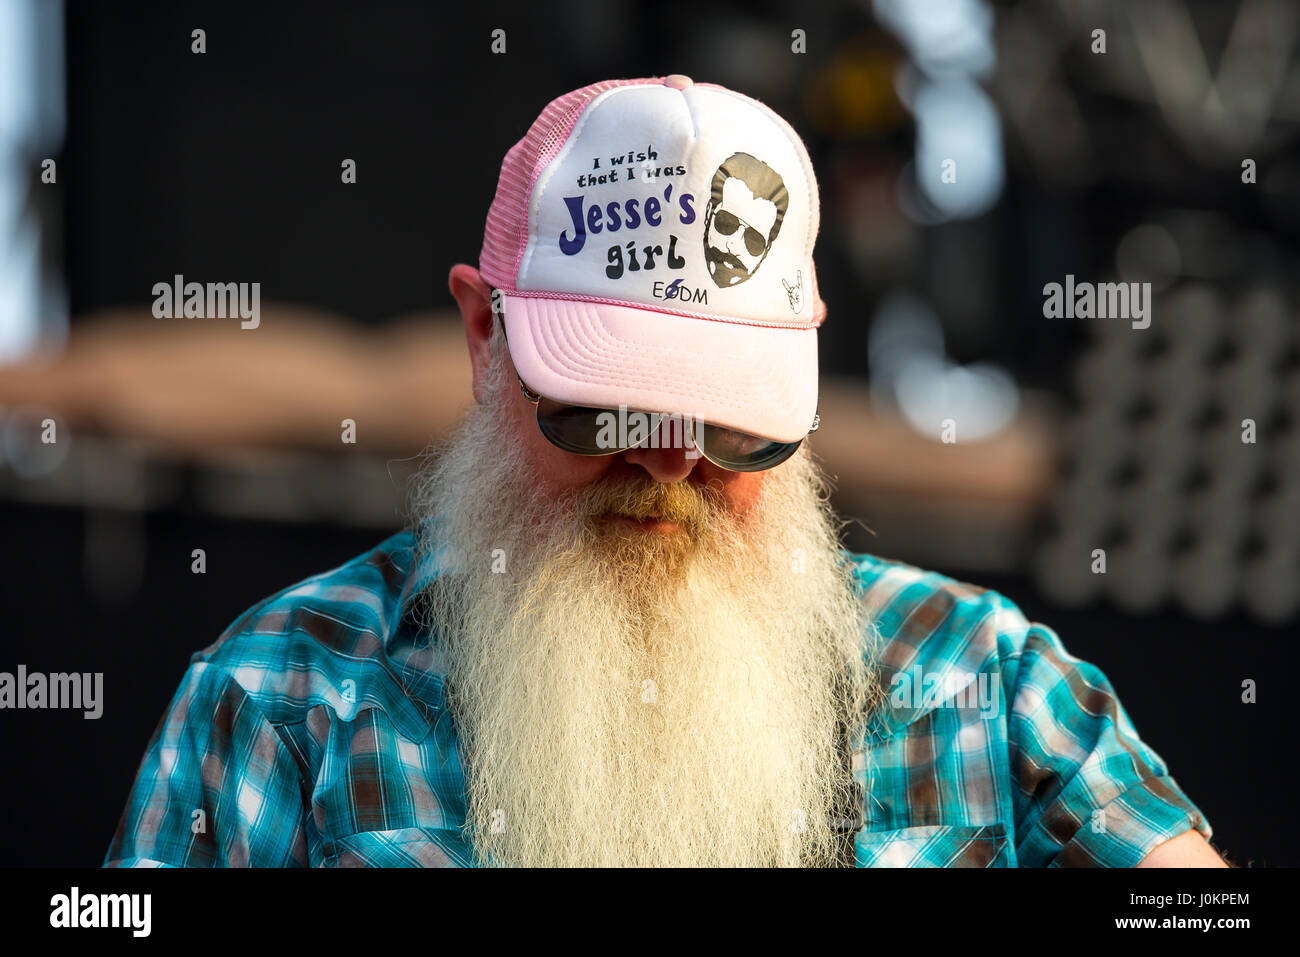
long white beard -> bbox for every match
[409,332,882,867]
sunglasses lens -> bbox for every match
[743,228,766,257]
[693,421,802,472]
[714,209,740,235]
[537,398,663,455]
[535,399,610,454]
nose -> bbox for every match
[621,418,700,483]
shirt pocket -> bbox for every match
[854,822,1010,867]
[323,827,472,868]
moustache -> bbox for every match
[576,475,725,528]
[705,245,748,273]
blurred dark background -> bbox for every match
[0,0,1296,866]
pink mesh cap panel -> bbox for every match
[479,77,665,289]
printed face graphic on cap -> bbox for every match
[702,152,788,288]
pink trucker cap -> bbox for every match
[479,74,825,444]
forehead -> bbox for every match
[719,177,777,237]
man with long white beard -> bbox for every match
[408,302,878,868]
[106,76,1226,868]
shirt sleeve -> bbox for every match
[1006,620,1213,868]
[103,660,310,867]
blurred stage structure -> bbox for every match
[1039,282,1300,625]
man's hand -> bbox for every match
[1136,829,1230,867]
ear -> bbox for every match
[448,264,495,404]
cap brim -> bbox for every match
[501,294,818,444]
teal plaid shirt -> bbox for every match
[104,529,1212,867]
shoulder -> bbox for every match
[848,551,1044,666]
[206,528,417,660]
[846,551,1053,733]
[183,529,432,739]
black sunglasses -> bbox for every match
[712,208,768,256]
[490,290,817,472]
[515,373,816,472]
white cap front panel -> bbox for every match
[516,83,819,327]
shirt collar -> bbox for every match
[383,526,450,730]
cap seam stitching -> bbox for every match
[503,288,823,329]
